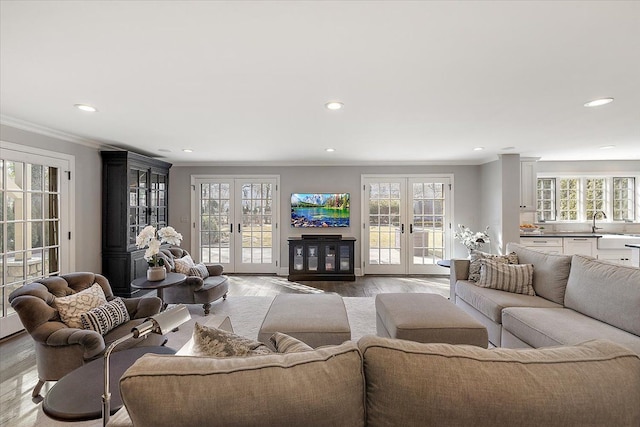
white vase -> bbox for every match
[147,266,166,282]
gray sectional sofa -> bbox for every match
[109,336,640,427]
[450,243,640,353]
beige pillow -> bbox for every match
[188,263,209,278]
[191,322,272,357]
[468,250,519,282]
[174,254,195,274]
[270,332,314,353]
[477,259,535,296]
[54,283,108,328]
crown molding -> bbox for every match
[0,114,119,151]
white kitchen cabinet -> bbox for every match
[563,238,597,257]
[519,237,563,254]
[597,249,633,266]
[519,160,537,212]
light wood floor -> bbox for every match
[0,274,449,427]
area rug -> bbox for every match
[165,295,377,351]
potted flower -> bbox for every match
[135,225,183,281]
[454,224,490,255]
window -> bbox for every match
[613,177,635,221]
[537,175,636,222]
[536,178,556,222]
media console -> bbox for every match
[288,235,356,281]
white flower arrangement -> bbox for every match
[454,224,490,252]
[135,225,183,267]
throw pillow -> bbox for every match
[477,259,536,296]
[80,297,130,335]
[468,250,519,282]
[174,254,195,274]
[188,263,209,279]
[192,322,273,357]
[270,332,314,353]
[54,283,108,328]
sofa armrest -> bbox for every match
[121,296,163,319]
[449,259,470,302]
[183,276,205,291]
[205,264,224,276]
[46,327,105,359]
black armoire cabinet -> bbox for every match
[101,151,172,297]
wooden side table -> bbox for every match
[131,272,187,303]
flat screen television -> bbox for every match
[291,193,350,228]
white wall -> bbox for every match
[170,164,484,269]
[1,124,103,273]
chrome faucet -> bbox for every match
[592,210,607,233]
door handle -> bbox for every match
[410,224,413,234]
[230,223,233,233]
[238,224,241,233]
[401,224,405,234]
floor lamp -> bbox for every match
[102,304,191,427]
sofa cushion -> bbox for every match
[506,243,572,304]
[468,250,518,282]
[477,260,535,296]
[54,283,108,328]
[80,297,130,335]
[120,341,366,427]
[191,321,272,357]
[502,307,640,354]
[565,255,640,336]
[455,280,561,323]
[358,335,640,427]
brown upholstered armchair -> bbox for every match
[8,272,165,397]
[158,248,229,315]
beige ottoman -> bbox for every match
[376,293,488,347]
[258,294,351,350]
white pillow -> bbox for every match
[174,254,195,274]
[54,284,108,328]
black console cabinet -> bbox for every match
[101,151,172,297]
[288,235,356,281]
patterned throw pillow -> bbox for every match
[174,254,195,274]
[188,263,210,279]
[54,283,108,328]
[468,250,519,282]
[192,322,273,357]
[477,259,536,296]
[80,297,130,335]
[270,332,314,353]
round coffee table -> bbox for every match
[131,272,186,302]
[43,346,175,421]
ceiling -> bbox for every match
[1,1,639,166]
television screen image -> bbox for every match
[291,193,350,228]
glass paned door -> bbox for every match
[363,176,451,275]
[364,179,405,274]
[409,179,450,274]
[1,147,70,339]
[195,176,278,274]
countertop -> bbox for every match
[520,233,603,238]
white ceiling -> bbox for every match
[1,1,639,166]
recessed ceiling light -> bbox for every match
[74,104,97,112]
[501,146,516,151]
[325,148,336,152]
[600,145,616,150]
[182,149,193,153]
[325,101,344,110]
[473,147,484,151]
[584,98,614,107]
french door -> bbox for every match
[1,142,72,338]
[193,176,279,273]
[362,175,452,275]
